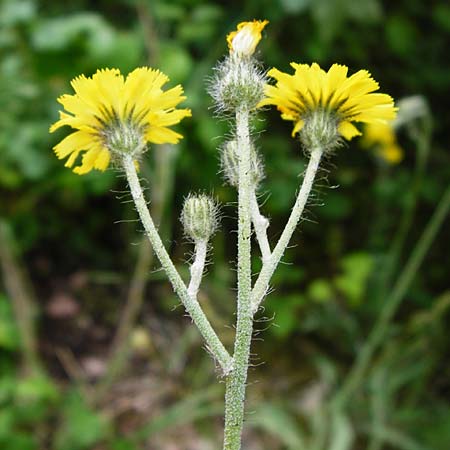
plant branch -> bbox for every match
[188,240,208,299]
[250,147,323,314]
[96,146,177,402]
[250,190,271,264]
[223,108,254,450]
[122,154,233,374]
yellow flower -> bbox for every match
[260,63,397,149]
[226,20,268,57]
[362,122,403,164]
[50,67,191,175]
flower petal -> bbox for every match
[338,121,361,140]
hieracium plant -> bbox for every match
[50,20,396,450]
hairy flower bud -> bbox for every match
[181,194,220,242]
[220,139,264,188]
[210,57,266,112]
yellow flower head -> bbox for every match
[50,67,191,175]
[260,63,397,149]
[226,20,268,57]
[362,122,403,164]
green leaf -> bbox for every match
[386,15,418,57]
[0,296,20,350]
[0,0,36,26]
[54,391,109,450]
[251,402,306,449]
[0,433,36,450]
[16,375,59,403]
[133,385,222,441]
[159,43,194,84]
[335,252,373,306]
[32,13,114,52]
[308,278,334,303]
[279,0,311,14]
[319,192,352,220]
[266,294,305,338]
[329,413,354,450]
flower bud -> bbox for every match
[181,194,219,242]
[392,95,429,129]
[226,20,269,58]
[210,58,266,112]
[220,139,264,188]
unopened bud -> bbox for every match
[181,194,219,242]
[393,95,429,129]
[220,140,264,188]
[226,20,269,58]
[209,57,266,112]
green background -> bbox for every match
[1,0,449,449]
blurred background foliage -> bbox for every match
[0,0,449,449]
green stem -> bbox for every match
[223,108,253,450]
[188,240,208,299]
[335,184,450,407]
[98,146,176,401]
[250,190,271,265]
[251,147,323,314]
[122,154,233,374]
[377,120,431,301]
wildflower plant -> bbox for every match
[50,20,398,450]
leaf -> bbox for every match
[32,13,114,52]
[132,385,223,441]
[318,192,352,220]
[0,296,20,350]
[266,294,306,338]
[16,375,59,403]
[159,43,194,85]
[335,252,373,306]
[279,0,311,14]
[250,402,306,449]
[308,278,334,303]
[0,0,36,26]
[329,413,354,450]
[54,391,109,450]
[368,425,431,450]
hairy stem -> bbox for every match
[334,184,450,408]
[251,147,323,314]
[223,108,253,450]
[98,146,176,401]
[122,154,233,374]
[188,240,208,299]
[250,190,271,264]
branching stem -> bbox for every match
[223,108,254,450]
[250,147,323,314]
[188,240,208,299]
[122,154,233,374]
[250,190,271,264]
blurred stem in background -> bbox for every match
[0,220,41,376]
[377,102,433,303]
[365,103,433,450]
[334,182,450,409]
